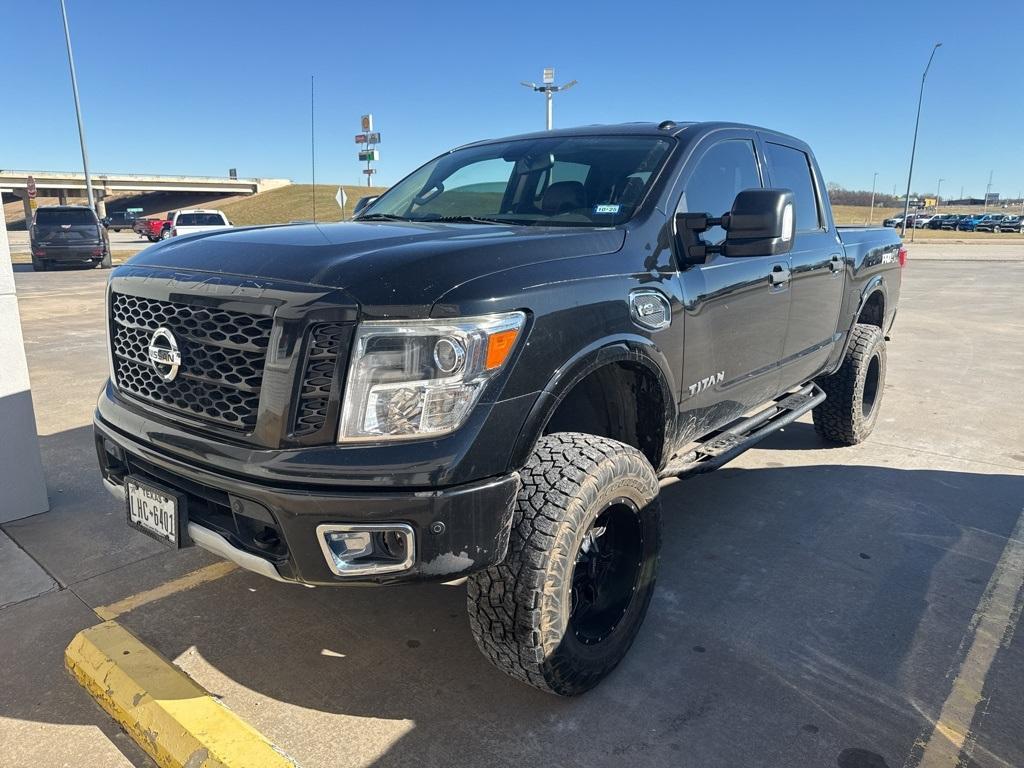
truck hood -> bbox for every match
[127,220,626,314]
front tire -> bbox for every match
[467,433,661,696]
[813,323,887,445]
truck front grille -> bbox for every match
[110,293,273,431]
[292,323,350,437]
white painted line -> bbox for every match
[908,506,1024,768]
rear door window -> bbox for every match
[764,143,822,232]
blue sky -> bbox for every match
[2,0,1021,199]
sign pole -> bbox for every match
[357,115,379,187]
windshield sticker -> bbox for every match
[594,204,621,215]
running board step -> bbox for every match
[659,383,826,479]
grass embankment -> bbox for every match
[215,184,387,226]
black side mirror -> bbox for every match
[722,188,794,257]
[676,188,795,262]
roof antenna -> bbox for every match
[310,75,317,223]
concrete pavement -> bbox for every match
[1,258,1022,767]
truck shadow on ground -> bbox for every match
[6,424,1024,768]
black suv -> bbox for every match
[30,206,111,271]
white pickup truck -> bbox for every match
[167,209,232,238]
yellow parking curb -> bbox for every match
[65,621,295,768]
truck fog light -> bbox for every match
[325,530,373,560]
[317,523,415,576]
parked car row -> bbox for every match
[131,209,232,241]
[882,212,1023,232]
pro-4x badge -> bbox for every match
[687,371,724,396]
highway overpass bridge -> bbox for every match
[0,170,290,221]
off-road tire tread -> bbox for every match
[466,432,660,695]
[813,323,886,445]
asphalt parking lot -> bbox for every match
[1,253,1022,767]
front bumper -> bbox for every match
[95,418,519,586]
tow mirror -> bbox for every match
[676,188,795,262]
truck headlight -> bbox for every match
[338,311,526,442]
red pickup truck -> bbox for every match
[133,212,176,242]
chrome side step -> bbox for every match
[660,383,826,479]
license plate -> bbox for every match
[125,476,183,548]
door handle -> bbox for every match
[829,254,842,273]
[769,263,791,286]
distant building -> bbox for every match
[946,198,986,206]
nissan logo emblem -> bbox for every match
[147,327,182,382]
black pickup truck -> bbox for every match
[95,122,903,695]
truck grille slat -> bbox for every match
[292,323,349,437]
[110,293,272,431]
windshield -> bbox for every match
[35,208,96,225]
[177,213,226,226]
[361,135,673,227]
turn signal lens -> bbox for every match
[486,329,519,370]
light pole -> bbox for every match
[936,177,944,208]
[868,172,878,225]
[984,170,993,212]
[521,68,578,130]
[58,0,95,212]
[901,42,942,238]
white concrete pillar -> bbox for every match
[17,190,33,229]
[95,190,107,219]
[0,201,48,522]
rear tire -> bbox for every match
[813,323,887,445]
[31,258,48,272]
[467,433,661,696]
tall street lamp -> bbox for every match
[936,177,945,207]
[59,0,95,212]
[521,68,578,130]
[901,42,942,238]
